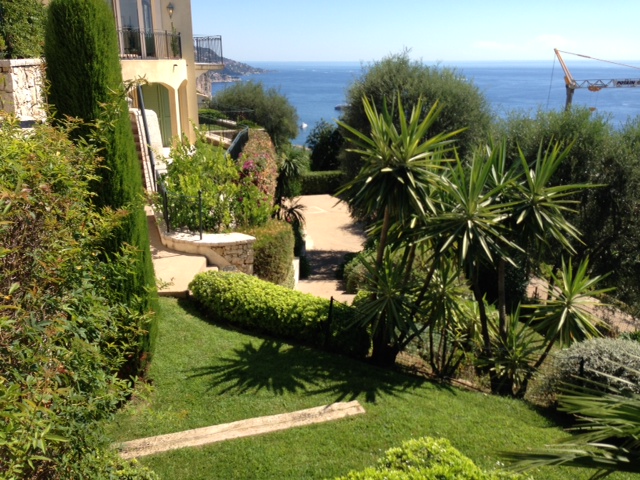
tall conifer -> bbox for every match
[45,0,157,371]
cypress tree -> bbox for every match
[44,0,157,371]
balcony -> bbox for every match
[117,28,182,60]
[194,35,224,71]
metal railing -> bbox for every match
[156,132,247,237]
[117,28,182,60]
[194,35,223,66]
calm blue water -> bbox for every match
[211,60,640,145]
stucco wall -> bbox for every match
[0,58,46,122]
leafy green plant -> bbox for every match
[0,0,46,59]
[306,119,344,171]
[0,121,155,478]
[337,436,522,479]
[207,80,299,148]
[506,363,640,479]
[340,50,492,180]
[300,170,345,195]
[531,338,640,405]
[45,0,157,374]
[189,271,370,357]
[338,94,459,365]
[243,219,295,286]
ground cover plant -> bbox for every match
[105,297,639,480]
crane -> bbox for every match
[554,49,640,111]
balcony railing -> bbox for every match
[194,35,223,67]
[117,28,182,60]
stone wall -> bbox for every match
[158,224,256,275]
[0,58,46,122]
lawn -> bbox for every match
[106,297,638,479]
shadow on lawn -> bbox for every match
[187,338,426,404]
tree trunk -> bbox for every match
[498,257,508,343]
[472,281,492,359]
[371,312,399,366]
[375,206,392,269]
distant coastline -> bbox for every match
[209,58,267,83]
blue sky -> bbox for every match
[191,0,640,63]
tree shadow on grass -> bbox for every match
[187,338,426,404]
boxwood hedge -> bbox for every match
[336,437,521,480]
[300,170,345,195]
[243,219,294,286]
[189,271,370,357]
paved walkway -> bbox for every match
[149,195,365,302]
[294,195,365,304]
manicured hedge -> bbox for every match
[243,219,295,286]
[300,170,345,195]
[189,271,370,357]
[336,437,521,480]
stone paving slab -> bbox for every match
[116,401,365,459]
[295,195,365,304]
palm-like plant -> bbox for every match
[422,148,519,357]
[505,363,640,479]
[529,257,612,368]
[338,94,461,365]
[337,94,461,267]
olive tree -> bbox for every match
[207,81,299,149]
[340,51,492,181]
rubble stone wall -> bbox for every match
[0,58,46,121]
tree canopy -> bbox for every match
[207,81,299,149]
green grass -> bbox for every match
[106,298,639,479]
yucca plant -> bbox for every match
[505,362,640,479]
[338,94,461,365]
[529,257,612,367]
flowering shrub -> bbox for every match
[158,132,273,231]
[237,130,278,201]
[336,437,522,479]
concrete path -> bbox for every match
[294,195,366,304]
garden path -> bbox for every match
[294,195,366,304]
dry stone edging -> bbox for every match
[115,401,365,459]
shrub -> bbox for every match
[244,219,295,286]
[343,250,373,294]
[237,129,279,202]
[45,0,157,373]
[497,108,640,313]
[275,143,309,204]
[0,0,46,59]
[0,121,155,478]
[300,170,345,195]
[532,337,640,404]
[340,51,492,180]
[306,119,344,171]
[159,135,272,231]
[336,437,521,480]
[207,81,299,148]
[198,108,228,124]
[189,271,370,357]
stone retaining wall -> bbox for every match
[0,59,46,122]
[156,216,256,274]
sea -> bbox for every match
[211,60,640,146]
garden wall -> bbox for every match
[0,59,46,122]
